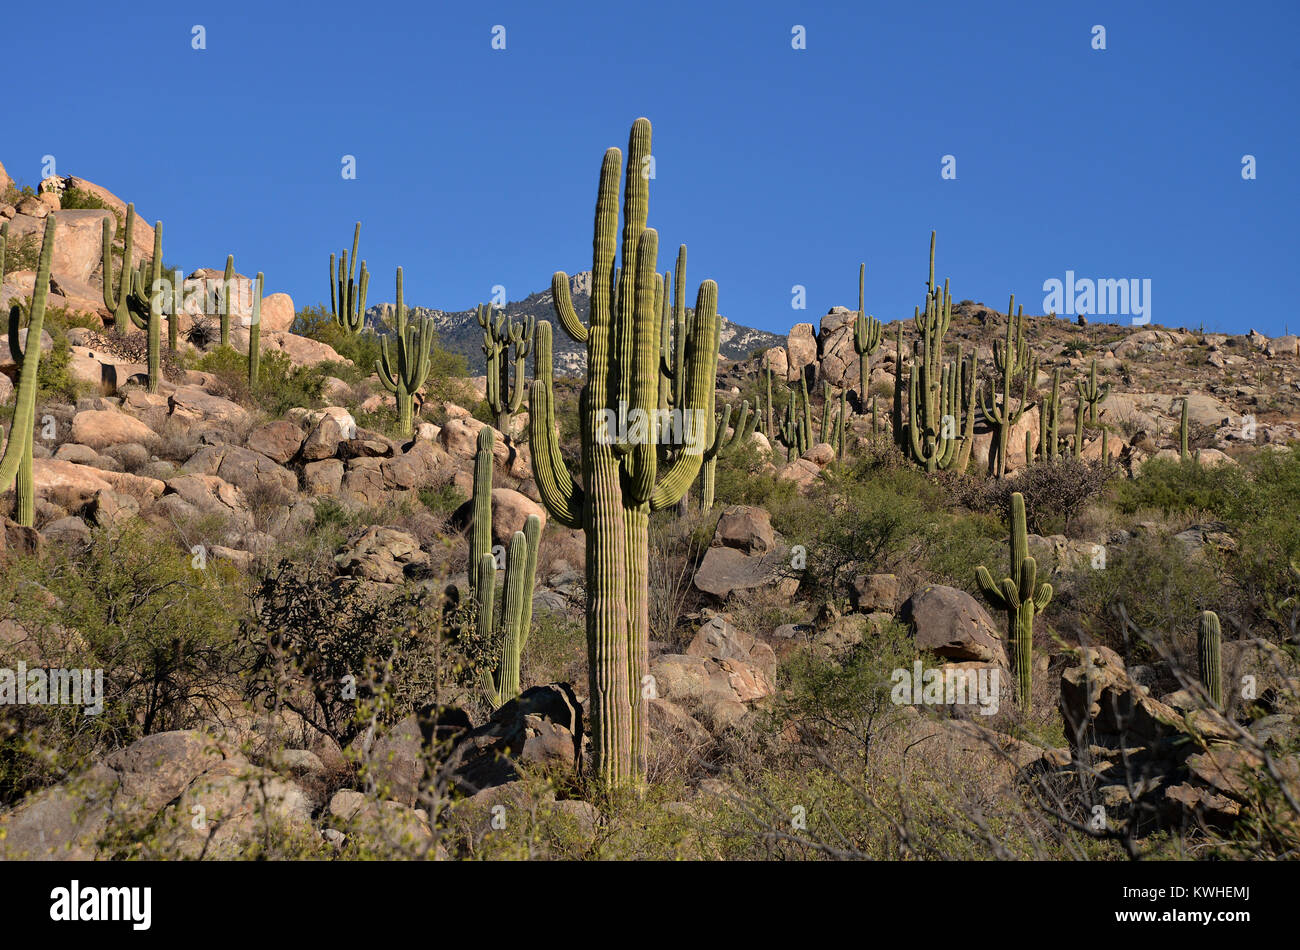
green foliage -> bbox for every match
[247,559,480,747]
[58,187,116,215]
[293,304,383,381]
[0,523,249,804]
[196,345,323,416]
[1114,457,1250,517]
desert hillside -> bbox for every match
[1,147,1297,862]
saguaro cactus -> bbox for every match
[376,267,434,436]
[1197,610,1223,707]
[478,304,535,435]
[531,118,720,786]
[979,297,1036,478]
[218,255,236,346]
[126,221,164,393]
[892,323,906,452]
[330,222,370,335]
[247,272,264,388]
[1076,358,1110,424]
[1179,396,1191,461]
[974,492,1053,709]
[101,203,136,332]
[1039,367,1062,461]
[470,427,542,709]
[853,263,882,408]
[1,216,56,527]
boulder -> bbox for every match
[245,420,305,465]
[334,526,430,584]
[69,409,156,451]
[899,585,1008,666]
[712,504,775,555]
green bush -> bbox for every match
[196,345,323,416]
[1114,457,1249,517]
[0,524,249,804]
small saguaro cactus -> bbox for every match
[101,202,136,332]
[126,220,164,393]
[1076,358,1110,425]
[167,267,183,351]
[376,267,435,436]
[1074,393,1086,456]
[763,362,775,437]
[330,222,370,335]
[853,263,882,408]
[892,322,906,452]
[978,296,1037,478]
[478,304,535,436]
[1197,609,1223,707]
[658,244,689,416]
[219,255,236,346]
[1039,366,1062,461]
[1,216,57,527]
[974,491,1053,709]
[1179,396,1191,461]
[531,117,720,787]
[700,400,757,509]
[470,427,542,709]
[247,272,264,388]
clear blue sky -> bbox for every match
[8,0,1297,336]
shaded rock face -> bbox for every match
[692,504,790,601]
[899,585,1008,667]
[448,684,585,795]
[334,526,430,584]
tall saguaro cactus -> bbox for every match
[470,427,542,709]
[330,222,370,335]
[853,263,882,409]
[219,255,235,347]
[376,267,434,436]
[1197,610,1223,707]
[247,272,264,388]
[979,297,1036,478]
[1179,397,1191,462]
[478,304,534,436]
[531,118,720,787]
[126,221,164,393]
[1,216,57,527]
[975,492,1053,709]
[101,203,135,332]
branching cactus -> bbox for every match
[978,296,1036,478]
[701,400,756,508]
[1,216,56,527]
[101,202,136,332]
[853,263,882,408]
[470,427,542,709]
[975,492,1052,709]
[531,118,721,787]
[376,267,434,436]
[777,396,800,461]
[1076,358,1110,424]
[1197,609,1223,707]
[819,382,834,444]
[479,304,535,435]
[762,362,775,437]
[330,222,370,335]
[126,221,164,393]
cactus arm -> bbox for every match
[1197,610,1223,706]
[649,280,719,511]
[528,320,583,528]
[626,228,660,503]
[551,269,590,344]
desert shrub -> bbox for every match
[962,457,1117,535]
[1114,457,1250,518]
[0,524,249,804]
[773,619,919,771]
[713,439,796,509]
[1226,449,1300,636]
[1053,531,1230,660]
[770,475,932,603]
[292,304,383,381]
[246,561,489,747]
[57,187,117,217]
[196,345,323,416]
